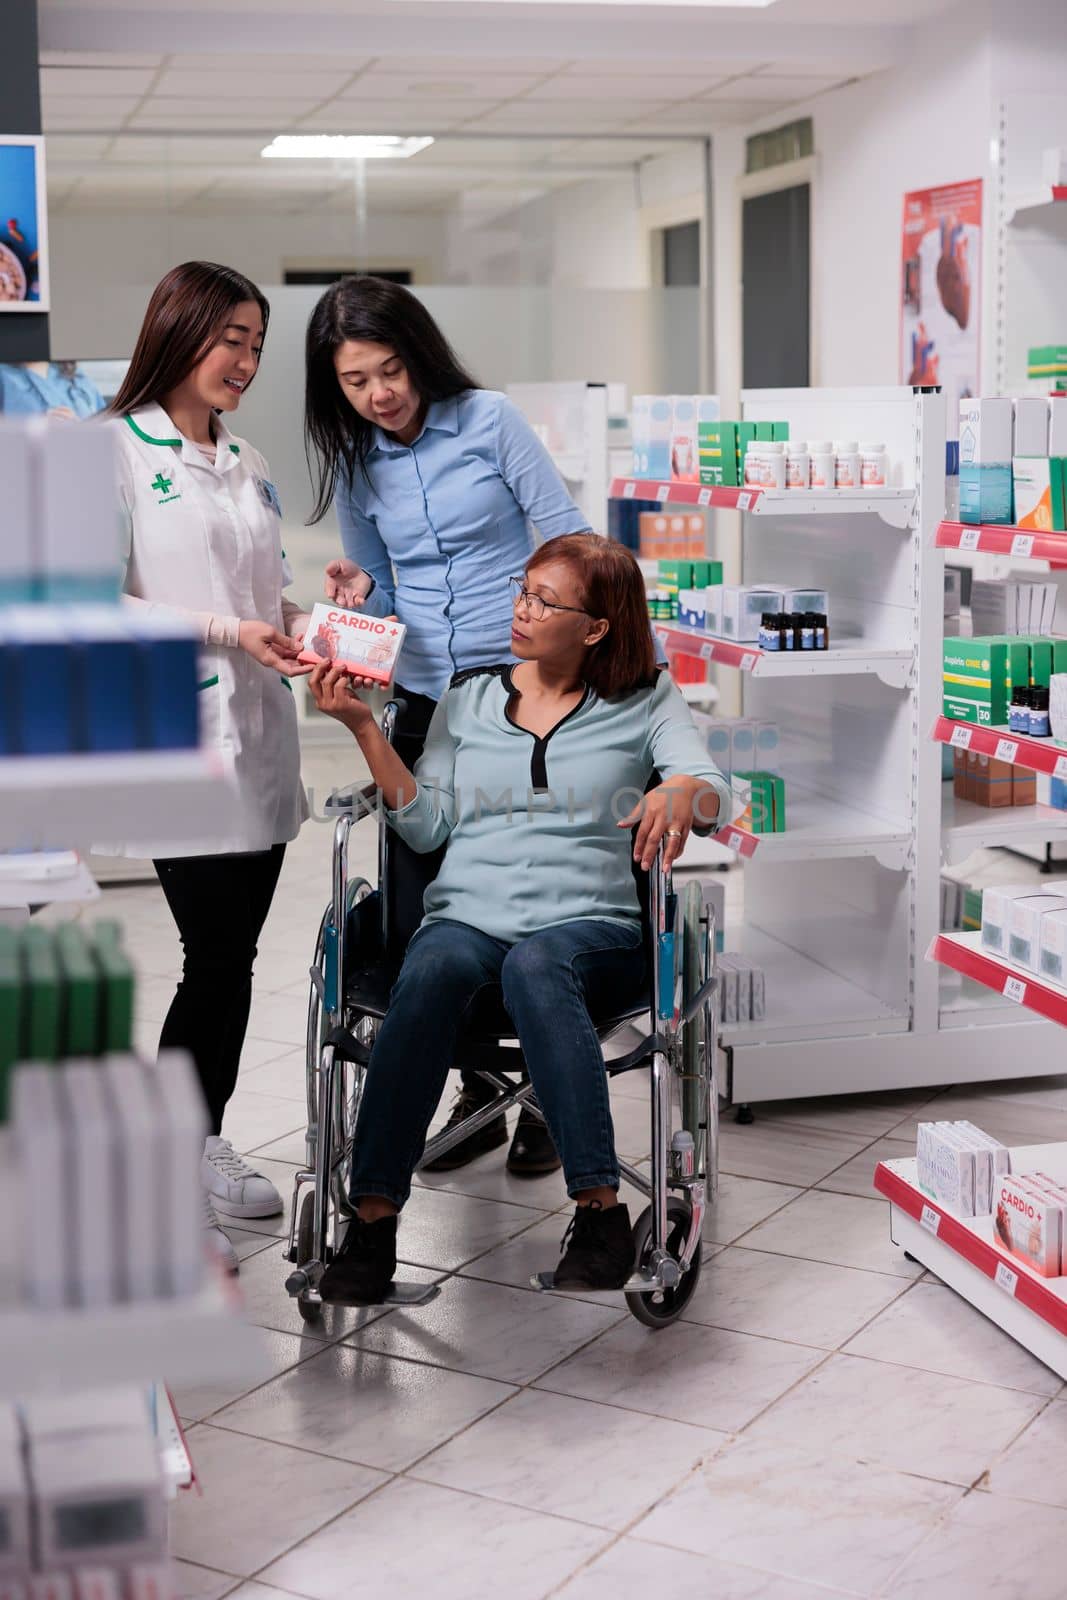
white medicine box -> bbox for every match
[720,587,783,642]
[1007,895,1067,971]
[1039,908,1067,985]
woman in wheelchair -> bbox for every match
[308,534,730,1301]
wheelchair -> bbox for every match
[284,699,721,1330]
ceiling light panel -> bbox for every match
[261,134,435,158]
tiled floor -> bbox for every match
[64,745,1067,1598]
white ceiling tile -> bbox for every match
[40,67,158,98]
[521,75,722,101]
[472,103,668,130]
[365,57,567,75]
[754,60,871,78]
[142,95,321,117]
[152,69,357,99]
[559,56,770,77]
[40,135,113,159]
[298,100,504,127]
[159,53,371,74]
[41,96,143,118]
[629,100,763,128]
[349,71,544,99]
[703,73,841,99]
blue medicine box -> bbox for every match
[5,609,77,755]
[130,619,199,750]
[678,589,707,630]
[70,609,141,753]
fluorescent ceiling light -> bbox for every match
[261,135,434,159]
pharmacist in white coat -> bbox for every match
[106,261,310,1274]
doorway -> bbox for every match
[741,180,811,388]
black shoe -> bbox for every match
[319,1214,397,1305]
[421,1081,508,1172]
[507,1106,562,1177]
[554,1201,635,1290]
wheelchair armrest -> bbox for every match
[325,781,381,819]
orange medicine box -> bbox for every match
[298,604,406,685]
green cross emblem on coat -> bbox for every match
[152,472,173,495]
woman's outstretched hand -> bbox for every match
[308,661,378,732]
[238,619,312,676]
[324,559,374,609]
[617,777,720,873]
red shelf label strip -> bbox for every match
[874,1161,1067,1337]
[932,717,1067,779]
[936,520,1067,567]
[929,934,1067,1029]
[610,479,763,512]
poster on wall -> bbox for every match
[0,136,49,311]
[900,178,981,434]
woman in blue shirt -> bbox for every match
[308,534,729,1302]
[305,276,589,1176]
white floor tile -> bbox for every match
[244,991,308,1047]
[843,1281,1063,1396]
[703,1173,802,1245]
[755,1090,939,1142]
[745,1352,1046,1485]
[814,1136,915,1200]
[261,1477,609,1600]
[682,1246,909,1350]
[883,1488,1067,1600]
[717,1118,870,1188]
[891,1091,1067,1148]
[346,1275,622,1384]
[458,1214,694,1306]
[173,1560,240,1600]
[414,1149,571,1212]
[239,1051,307,1102]
[984,1397,1067,1507]
[211,1343,515,1472]
[229,1237,399,1342]
[557,1538,853,1599]
[393,1184,551,1272]
[414,1388,719,1531]
[737,1189,924,1279]
[170,1424,385,1576]
[633,1436,961,1596]
[170,1327,322,1423]
[222,1088,306,1157]
[534,1315,822,1433]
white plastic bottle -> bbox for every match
[809,440,834,491]
[743,443,765,487]
[762,441,787,489]
[833,440,861,490]
[860,441,889,488]
[785,442,810,490]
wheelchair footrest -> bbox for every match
[531,1265,672,1296]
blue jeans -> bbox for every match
[350,917,646,1207]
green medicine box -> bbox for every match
[91,921,135,1055]
[19,925,60,1064]
[734,770,786,833]
[698,422,740,486]
[690,560,723,588]
[942,638,1013,725]
[0,929,20,1122]
[1028,346,1067,380]
[55,924,100,1058]
[754,421,790,442]
[657,560,693,594]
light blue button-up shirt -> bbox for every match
[337,389,590,699]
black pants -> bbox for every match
[154,844,286,1136]
[392,685,507,1105]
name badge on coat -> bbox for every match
[255,476,283,516]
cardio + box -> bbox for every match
[299,605,407,685]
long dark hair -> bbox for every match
[109,261,270,418]
[526,534,658,699]
[304,275,479,523]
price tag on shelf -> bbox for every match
[959,528,981,551]
[920,1205,941,1236]
[656,485,670,502]
[700,642,714,660]
[697,488,712,507]
[740,653,758,671]
[995,738,1019,763]
[1054,754,1067,779]
[949,725,972,749]
[1003,975,1027,1005]
[736,491,753,511]
[622,481,636,499]
[720,825,759,858]
[1011,533,1035,558]
[995,1261,1019,1296]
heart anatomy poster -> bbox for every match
[900,178,982,435]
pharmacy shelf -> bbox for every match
[684,790,908,869]
[654,623,912,686]
[0,1283,266,1400]
[1005,185,1067,225]
[0,750,240,851]
[610,478,914,527]
[930,931,1067,1028]
[936,519,1067,566]
[942,789,1067,863]
[721,923,907,1047]
[875,1152,1067,1378]
[933,716,1067,779]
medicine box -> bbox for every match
[971,754,1013,808]
[995,1175,1062,1276]
[1007,894,1067,970]
[981,884,1037,956]
[1013,457,1066,533]
[917,1122,975,1215]
[1050,397,1067,457]
[1038,907,1067,984]
[754,421,790,442]
[646,396,673,479]
[698,422,739,487]
[669,396,699,483]
[729,720,756,774]
[678,590,706,629]
[1029,346,1067,381]
[942,637,1028,725]
[37,420,122,605]
[960,398,1014,525]
[299,605,407,685]
[1014,397,1050,457]
[947,1123,995,1215]
[720,586,784,642]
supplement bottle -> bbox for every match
[1030,686,1052,739]
[1009,686,1031,735]
[785,442,810,490]
[800,612,816,650]
[814,613,829,650]
[809,440,834,491]
[758,612,780,651]
[743,444,765,487]
[833,441,861,490]
[762,441,787,489]
[860,441,889,487]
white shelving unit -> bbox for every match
[507,380,612,531]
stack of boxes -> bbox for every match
[631,395,720,482]
[697,420,789,487]
[940,875,982,932]
[981,883,1067,986]
[952,749,1035,809]
[959,395,1067,527]
[638,512,708,562]
[715,954,767,1024]
[942,635,1067,726]
[0,418,200,757]
[917,1120,1009,1218]
[645,559,723,623]
[692,715,785,834]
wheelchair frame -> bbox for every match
[284,700,722,1328]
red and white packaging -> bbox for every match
[994,1174,1063,1276]
[298,604,406,686]
[73,1575,121,1600]
[1032,1173,1067,1272]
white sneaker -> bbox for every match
[203,1191,239,1276]
[202,1135,283,1219]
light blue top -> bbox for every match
[0,363,106,418]
[337,389,590,699]
[387,664,732,943]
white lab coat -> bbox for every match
[104,401,308,858]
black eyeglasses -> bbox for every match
[509,575,589,622]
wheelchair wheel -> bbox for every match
[625,1197,702,1329]
[294,1192,322,1325]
